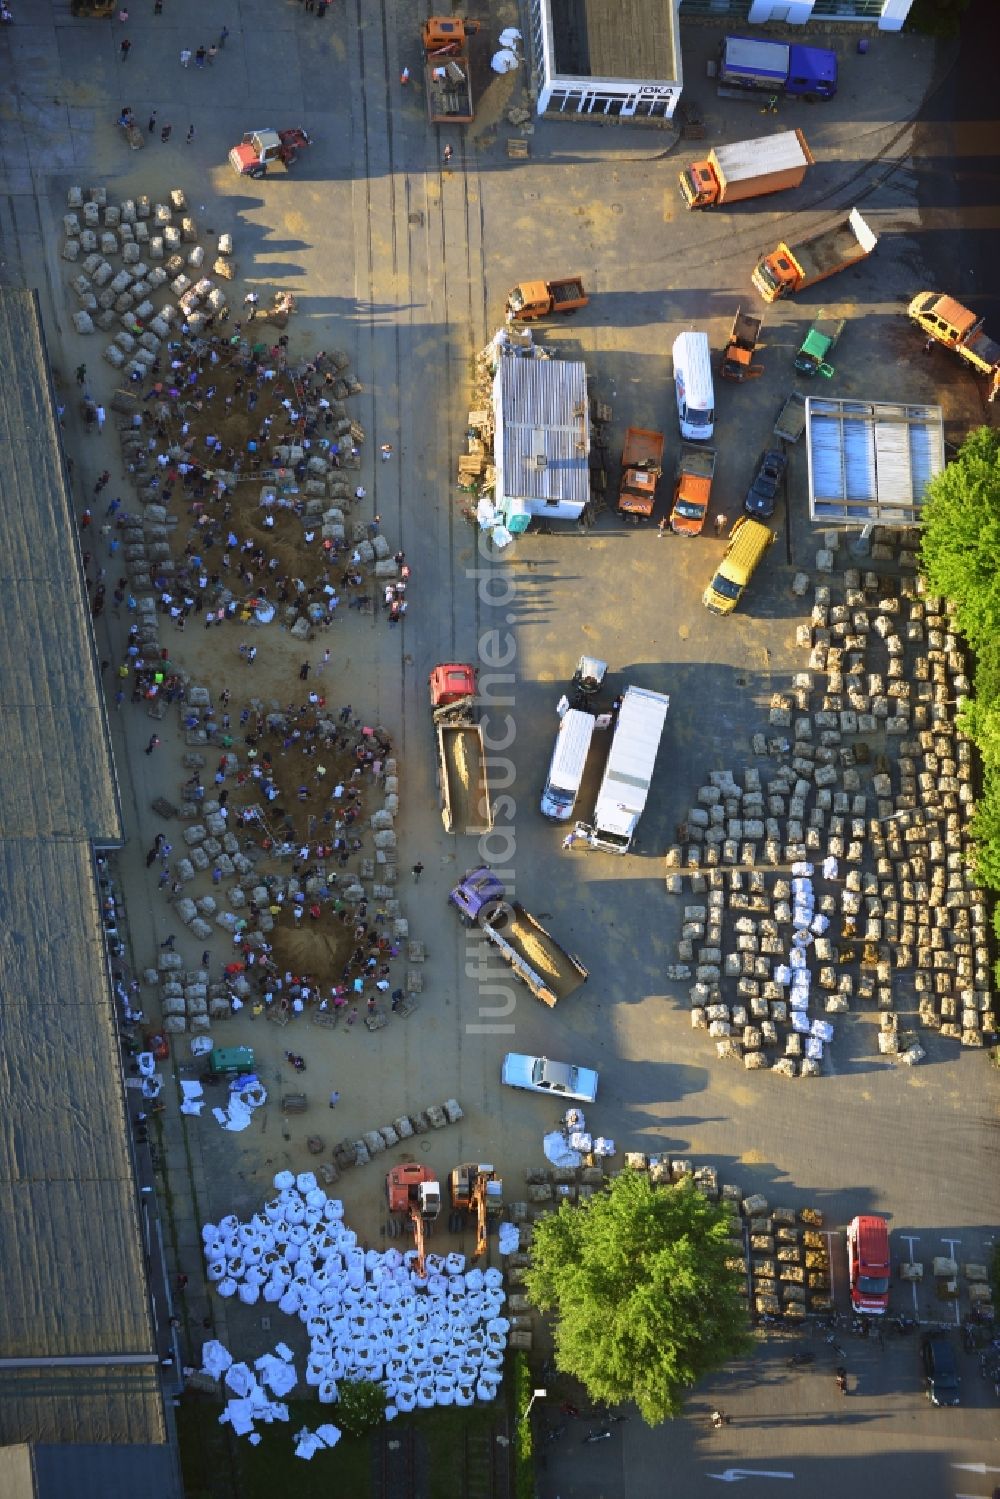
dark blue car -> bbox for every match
[744,449,788,519]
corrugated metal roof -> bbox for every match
[0,290,165,1455]
[494,355,590,512]
[31,1443,182,1498]
[805,397,945,526]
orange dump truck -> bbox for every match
[669,446,717,536]
[617,427,664,521]
[751,208,877,303]
[506,277,588,321]
[679,129,814,210]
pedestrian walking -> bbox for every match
[120,37,132,60]
[160,934,176,950]
[201,950,210,969]
[411,862,424,883]
[145,848,157,868]
[562,831,577,850]
[299,661,310,681]
[175,1272,189,1292]
[657,517,669,537]
[75,363,87,385]
[328,1090,340,1109]
[160,123,172,142]
[147,111,156,133]
[207,44,218,63]
[443,143,454,164]
[145,734,161,754]
[714,513,727,536]
[180,48,191,67]
[318,648,331,674]
[380,444,392,462]
[186,124,195,143]
[118,6,129,19]
[400,66,410,84]
[154,0,163,12]
[95,405,106,432]
[218,25,229,46]
[195,45,206,67]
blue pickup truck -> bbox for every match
[720,34,838,100]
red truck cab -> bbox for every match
[847,1215,890,1315]
[429,663,476,709]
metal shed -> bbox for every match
[529,0,682,121]
[493,352,591,524]
[804,396,945,527]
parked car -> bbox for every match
[922,1333,960,1406]
[743,448,788,518]
[501,1053,598,1104]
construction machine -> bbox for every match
[387,1163,442,1278]
[449,1162,503,1259]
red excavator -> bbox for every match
[449,1161,503,1259]
[387,1163,442,1278]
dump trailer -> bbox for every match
[423,16,480,125]
[719,35,837,99]
[908,292,1000,402]
[429,664,493,835]
[721,306,764,382]
[751,208,877,303]
[574,685,670,854]
[506,277,588,321]
[617,427,664,520]
[449,867,588,1007]
[669,446,717,536]
[679,129,815,210]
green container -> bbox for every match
[209,1045,256,1076]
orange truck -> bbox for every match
[669,446,717,536]
[908,292,1000,402]
[751,208,878,303]
[506,277,588,321]
[423,16,480,125]
[617,427,664,521]
[679,129,814,210]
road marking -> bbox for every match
[942,1237,961,1326]
[900,1233,921,1315]
[824,1231,837,1303]
[707,1469,795,1484]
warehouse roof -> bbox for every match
[494,354,590,508]
[805,396,945,526]
[0,290,166,1455]
[546,0,680,84]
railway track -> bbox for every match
[462,1415,511,1499]
[375,1422,418,1499]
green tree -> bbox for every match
[919,427,1000,651]
[525,1172,751,1425]
[335,1378,386,1435]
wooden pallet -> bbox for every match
[507,138,529,159]
[312,1009,340,1029]
[267,1007,291,1027]
[281,1092,307,1113]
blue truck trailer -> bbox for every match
[720,35,837,100]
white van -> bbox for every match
[540,709,595,821]
[672,331,715,442]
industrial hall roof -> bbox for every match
[547,0,680,83]
[494,354,591,507]
[0,289,171,1467]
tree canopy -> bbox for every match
[524,1171,750,1425]
[920,426,1000,652]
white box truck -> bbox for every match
[574,686,670,853]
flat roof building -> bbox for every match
[530,0,682,122]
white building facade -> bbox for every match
[530,0,683,122]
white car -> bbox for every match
[501,1053,598,1104]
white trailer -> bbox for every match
[574,685,670,854]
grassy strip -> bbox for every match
[512,1351,535,1499]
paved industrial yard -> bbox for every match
[3,1,1000,1494]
